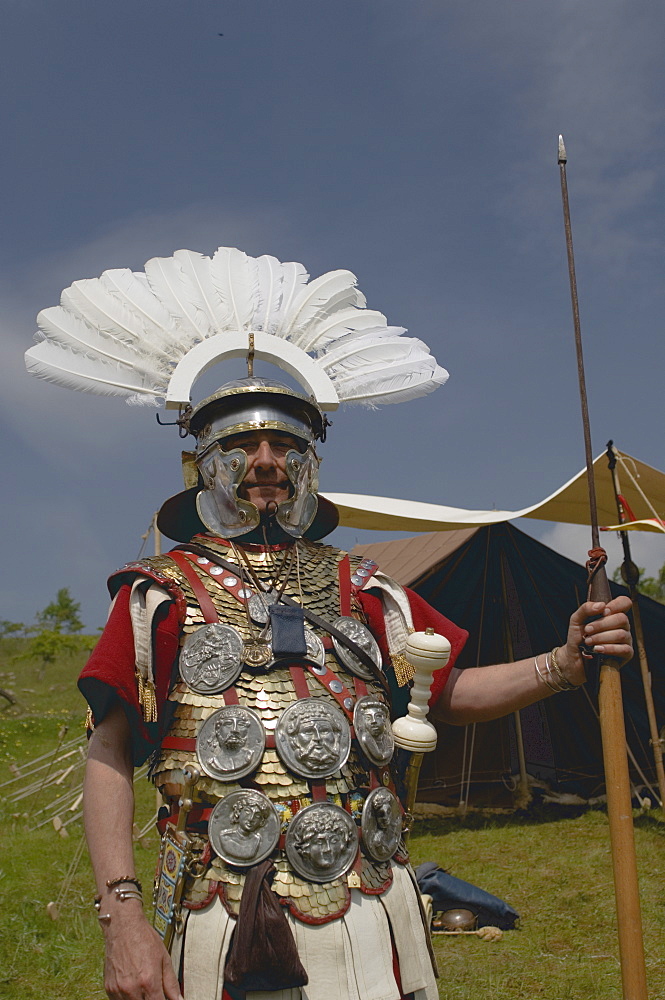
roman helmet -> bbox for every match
[25,247,449,541]
[171,376,333,541]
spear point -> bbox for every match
[558,134,567,164]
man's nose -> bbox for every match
[254,440,277,469]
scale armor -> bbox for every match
[136,536,406,923]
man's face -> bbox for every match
[291,716,339,769]
[362,706,386,738]
[374,798,393,830]
[237,802,265,833]
[303,828,344,870]
[216,714,250,751]
[223,430,303,513]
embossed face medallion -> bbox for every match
[209,790,280,867]
[353,696,394,767]
[247,590,278,625]
[361,787,402,862]
[275,699,350,779]
[243,638,273,668]
[196,705,265,781]
[285,802,358,882]
[331,616,382,681]
[180,623,244,694]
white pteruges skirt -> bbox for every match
[171,863,438,1000]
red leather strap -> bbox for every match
[354,678,368,698]
[310,780,327,802]
[169,551,219,623]
[338,555,351,615]
[303,662,356,721]
[289,664,311,700]
[162,736,196,752]
[180,550,255,606]
[157,805,213,834]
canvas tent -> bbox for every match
[352,522,665,809]
[324,448,665,534]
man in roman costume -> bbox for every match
[25,247,632,1000]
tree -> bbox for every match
[36,588,83,633]
[0,620,27,638]
[612,563,665,604]
[9,588,95,676]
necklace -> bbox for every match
[229,539,301,668]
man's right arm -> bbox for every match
[83,703,183,1000]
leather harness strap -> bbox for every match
[172,542,390,695]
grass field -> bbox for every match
[1,642,663,1000]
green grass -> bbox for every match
[1,641,664,999]
[410,809,665,999]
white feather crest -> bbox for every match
[25,246,448,410]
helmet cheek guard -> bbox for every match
[276,445,320,538]
[195,444,261,538]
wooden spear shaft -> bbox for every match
[558,135,648,1000]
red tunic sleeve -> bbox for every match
[78,583,182,765]
[358,586,468,707]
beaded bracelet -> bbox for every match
[106,875,143,893]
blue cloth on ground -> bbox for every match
[414,862,520,930]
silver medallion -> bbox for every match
[247,590,278,625]
[209,790,280,867]
[285,802,358,882]
[275,699,351,779]
[180,623,244,694]
[353,696,394,767]
[361,787,402,862]
[196,705,265,781]
[331,616,382,681]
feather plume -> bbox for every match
[144,255,212,343]
[274,261,309,334]
[255,255,285,333]
[25,340,163,403]
[282,271,365,346]
[317,328,409,369]
[339,357,448,407]
[60,279,173,365]
[100,269,184,355]
[35,306,159,378]
[25,245,449,413]
[173,249,233,333]
[320,331,448,406]
[302,308,389,354]
[210,247,259,331]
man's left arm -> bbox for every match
[433,596,633,725]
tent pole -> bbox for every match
[558,138,647,1000]
[607,442,665,810]
[153,511,162,556]
[499,554,530,805]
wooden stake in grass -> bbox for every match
[558,134,648,1000]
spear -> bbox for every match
[558,135,648,1000]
